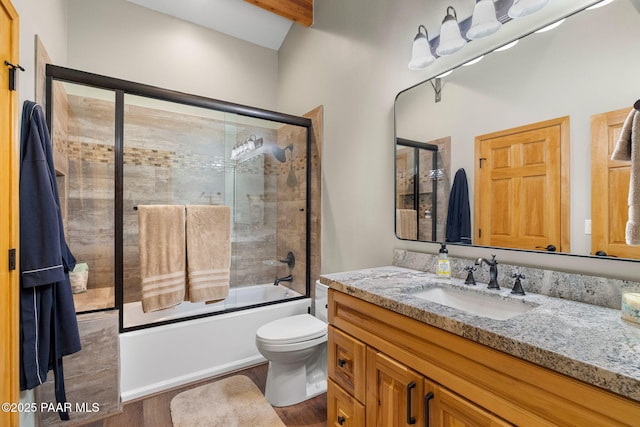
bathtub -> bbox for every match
[119,284,309,401]
[122,283,303,329]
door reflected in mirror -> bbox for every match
[474,116,569,252]
[394,0,640,260]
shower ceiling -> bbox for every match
[126,0,313,50]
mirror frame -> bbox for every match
[393,0,640,264]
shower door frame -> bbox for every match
[395,138,439,241]
[45,64,313,332]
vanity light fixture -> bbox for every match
[230,134,264,162]
[508,0,551,19]
[436,6,467,56]
[466,0,502,40]
[408,25,436,70]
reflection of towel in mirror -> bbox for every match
[446,169,472,244]
[138,205,186,312]
[186,205,231,303]
[611,109,640,245]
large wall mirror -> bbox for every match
[395,0,640,261]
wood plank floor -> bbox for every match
[79,363,326,427]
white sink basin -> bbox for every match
[410,286,535,320]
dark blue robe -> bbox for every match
[19,101,81,420]
[445,168,472,245]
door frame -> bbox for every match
[1,0,20,424]
[591,107,640,259]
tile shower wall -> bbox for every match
[65,96,116,298]
[57,91,305,304]
[272,121,308,296]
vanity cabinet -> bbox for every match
[425,380,512,427]
[327,288,640,426]
[327,379,365,427]
[366,348,426,426]
[330,330,511,427]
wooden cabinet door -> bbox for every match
[475,117,569,252]
[366,348,424,427]
[328,325,366,403]
[425,380,513,427]
[591,107,640,259]
[327,379,365,427]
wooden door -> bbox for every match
[474,117,569,252]
[0,0,20,424]
[425,380,513,427]
[591,107,640,259]
[366,348,424,427]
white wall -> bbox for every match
[12,0,68,105]
[67,0,279,111]
[277,0,640,280]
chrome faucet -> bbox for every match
[273,274,293,286]
[475,254,500,289]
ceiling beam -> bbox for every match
[244,0,313,27]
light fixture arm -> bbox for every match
[430,78,442,103]
[444,6,457,23]
[417,24,427,39]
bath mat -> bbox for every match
[170,375,285,427]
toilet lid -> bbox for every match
[256,314,327,345]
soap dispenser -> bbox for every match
[437,243,451,279]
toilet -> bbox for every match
[255,281,328,407]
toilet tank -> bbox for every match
[314,281,329,323]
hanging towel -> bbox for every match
[19,101,81,421]
[186,205,231,303]
[138,205,187,312]
[611,109,640,245]
[446,168,472,244]
[396,209,418,240]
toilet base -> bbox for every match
[264,363,327,407]
[263,344,327,407]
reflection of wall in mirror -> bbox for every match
[395,0,640,258]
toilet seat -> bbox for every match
[256,314,327,345]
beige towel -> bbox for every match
[186,205,231,302]
[611,109,640,245]
[396,209,418,240]
[138,205,186,313]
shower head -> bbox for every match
[272,144,293,163]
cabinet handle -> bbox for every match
[423,392,434,427]
[337,415,346,425]
[337,358,347,368]
[406,381,416,425]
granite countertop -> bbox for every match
[320,266,640,403]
